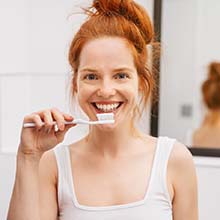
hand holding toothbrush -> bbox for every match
[18,108,76,159]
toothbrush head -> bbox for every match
[96,113,115,124]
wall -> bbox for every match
[0,0,87,154]
[0,0,153,219]
[159,0,198,142]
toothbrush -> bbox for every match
[23,113,115,128]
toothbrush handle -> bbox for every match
[23,119,114,128]
[23,121,75,128]
[23,119,90,128]
[23,123,37,128]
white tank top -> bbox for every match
[54,136,176,220]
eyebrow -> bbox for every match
[79,67,135,73]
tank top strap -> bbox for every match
[54,145,77,206]
[147,136,176,206]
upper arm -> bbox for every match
[169,141,198,220]
[39,150,58,220]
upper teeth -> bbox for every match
[96,103,120,111]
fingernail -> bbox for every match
[68,115,73,119]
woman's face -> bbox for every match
[76,37,139,129]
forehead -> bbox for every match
[78,37,135,69]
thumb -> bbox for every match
[55,124,76,143]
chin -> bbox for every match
[96,123,117,131]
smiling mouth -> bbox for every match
[91,102,123,113]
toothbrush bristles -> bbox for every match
[96,113,114,121]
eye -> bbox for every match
[84,73,98,80]
[114,73,129,80]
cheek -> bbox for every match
[76,83,94,104]
[129,84,139,105]
[117,85,138,110]
[123,82,139,99]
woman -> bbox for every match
[7,0,198,219]
[192,62,220,148]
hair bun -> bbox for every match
[208,62,220,82]
[89,0,154,44]
[92,0,123,15]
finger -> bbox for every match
[42,110,54,132]
[51,108,66,131]
[55,123,75,142]
[51,108,74,131]
[63,113,74,121]
[35,108,73,122]
[23,114,44,130]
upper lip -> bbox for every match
[91,101,123,104]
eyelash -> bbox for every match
[114,73,130,79]
[83,73,130,80]
[84,74,98,80]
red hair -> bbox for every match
[202,62,220,110]
[68,0,157,117]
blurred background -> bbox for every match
[0,0,220,219]
[159,0,220,150]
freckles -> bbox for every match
[77,84,97,100]
[123,83,138,92]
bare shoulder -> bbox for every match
[192,127,205,140]
[168,140,197,187]
[169,140,194,167]
[168,142,198,219]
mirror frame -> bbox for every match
[150,0,220,157]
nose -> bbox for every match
[97,79,116,98]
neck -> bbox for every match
[203,109,220,126]
[84,121,144,158]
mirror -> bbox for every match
[156,0,220,156]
